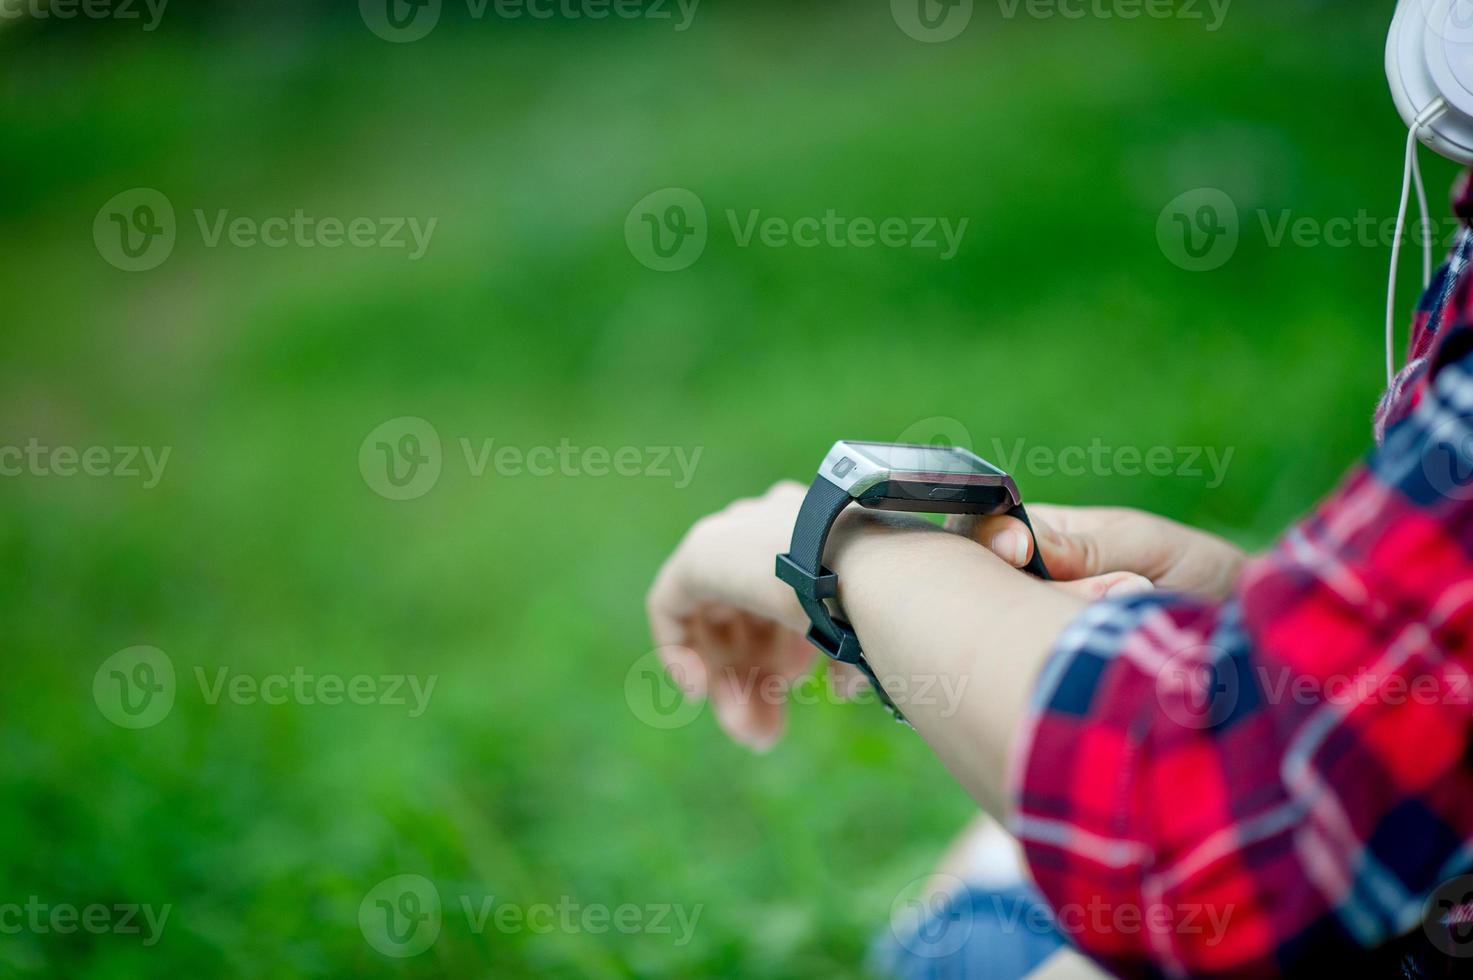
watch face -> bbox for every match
[819,440,1019,515]
[846,441,1005,481]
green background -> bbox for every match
[0,2,1451,976]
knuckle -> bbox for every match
[699,503,738,527]
[1077,531,1102,574]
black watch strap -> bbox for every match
[1008,503,1053,580]
[776,475,857,660]
[776,473,1054,722]
[775,475,904,715]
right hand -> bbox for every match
[951,504,1246,600]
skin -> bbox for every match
[646,480,1246,817]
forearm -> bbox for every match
[826,511,1085,817]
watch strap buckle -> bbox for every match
[804,622,864,665]
[775,553,837,601]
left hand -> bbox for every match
[645,480,867,750]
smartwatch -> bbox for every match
[775,440,1051,719]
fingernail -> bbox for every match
[1105,577,1153,598]
[744,730,780,754]
[714,703,778,752]
[990,529,1028,566]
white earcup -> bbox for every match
[1389,0,1473,162]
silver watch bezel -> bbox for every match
[816,440,1018,502]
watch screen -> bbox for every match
[848,442,1004,477]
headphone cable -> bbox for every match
[1388,97,1449,384]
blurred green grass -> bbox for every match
[0,3,1455,976]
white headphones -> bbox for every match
[1388,0,1473,163]
[1382,1,1473,382]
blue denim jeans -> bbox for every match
[873,882,1068,980]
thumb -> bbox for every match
[1024,511,1110,580]
[960,510,1109,580]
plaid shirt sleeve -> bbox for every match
[1008,230,1473,978]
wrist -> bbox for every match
[825,509,941,574]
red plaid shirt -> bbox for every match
[1009,177,1473,978]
